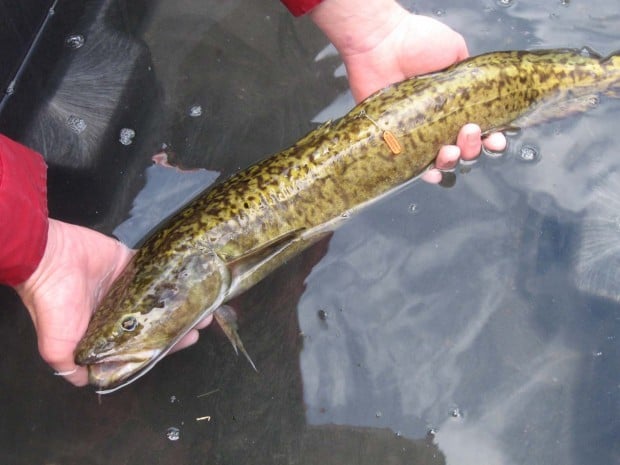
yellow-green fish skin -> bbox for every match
[75,49,620,392]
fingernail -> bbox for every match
[466,132,478,145]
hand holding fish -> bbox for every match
[15,220,214,386]
[15,220,133,386]
[310,0,507,182]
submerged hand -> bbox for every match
[310,0,507,183]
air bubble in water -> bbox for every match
[497,0,514,6]
[433,9,446,16]
[65,34,85,49]
[119,128,136,146]
[166,426,181,441]
[450,408,461,418]
[408,203,418,214]
[67,115,87,134]
[189,105,203,117]
[518,144,540,162]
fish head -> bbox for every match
[75,305,175,391]
[74,250,230,393]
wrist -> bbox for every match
[14,219,60,304]
[15,219,134,312]
[309,0,408,57]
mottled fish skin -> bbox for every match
[75,49,620,392]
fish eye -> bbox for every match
[120,315,138,332]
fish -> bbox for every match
[74,48,620,393]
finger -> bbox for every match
[52,364,90,387]
[38,337,89,386]
[194,314,213,330]
[456,123,483,161]
[167,314,214,355]
[454,33,469,61]
[434,144,461,171]
[482,131,507,152]
[421,168,443,184]
[169,329,199,354]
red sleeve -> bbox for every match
[280,0,323,16]
[0,134,48,287]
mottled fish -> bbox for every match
[75,48,620,393]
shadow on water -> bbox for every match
[0,0,619,463]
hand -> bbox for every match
[14,219,210,386]
[310,0,507,183]
[14,220,133,385]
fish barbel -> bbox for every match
[75,48,620,393]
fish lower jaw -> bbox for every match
[87,360,148,391]
[85,350,162,393]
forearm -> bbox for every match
[308,0,408,57]
[0,135,49,286]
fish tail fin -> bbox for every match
[601,51,620,98]
[601,50,620,64]
[214,305,258,372]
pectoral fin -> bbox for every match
[225,227,333,299]
[214,305,257,371]
[226,229,304,276]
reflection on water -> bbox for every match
[299,163,587,463]
[1,0,619,464]
[574,170,620,301]
[112,150,219,247]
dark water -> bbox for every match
[1,0,619,463]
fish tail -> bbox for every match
[602,50,620,63]
[601,51,620,97]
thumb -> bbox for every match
[37,333,90,386]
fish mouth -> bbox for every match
[81,350,162,394]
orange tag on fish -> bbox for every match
[382,130,402,155]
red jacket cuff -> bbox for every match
[0,134,49,286]
[280,0,323,16]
